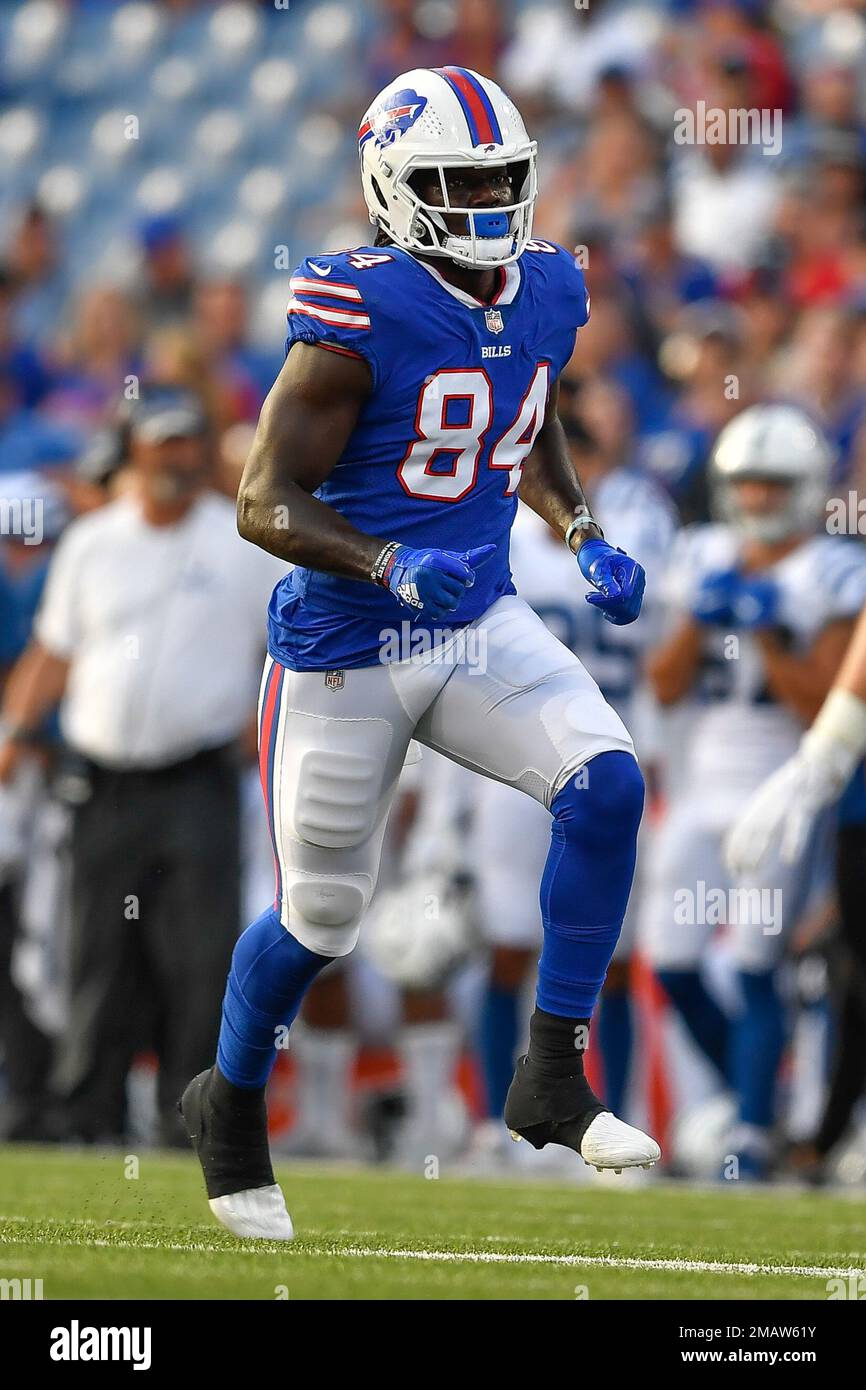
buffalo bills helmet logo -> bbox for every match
[365,88,428,148]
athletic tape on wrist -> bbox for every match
[371,541,402,587]
[564,509,601,553]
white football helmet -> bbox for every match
[710,404,833,543]
[363,872,477,991]
[358,67,537,268]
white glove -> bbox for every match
[725,688,866,875]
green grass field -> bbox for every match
[0,1145,863,1300]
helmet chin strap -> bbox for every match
[433,206,515,268]
[443,233,514,266]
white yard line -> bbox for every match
[0,1218,862,1279]
[341,1246,866,1279]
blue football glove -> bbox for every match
[577,539,646,626]
[692,569,779,629]
[730,574,779,630]
[384,543,496,620]
[692,568,741,626]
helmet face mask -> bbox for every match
[402,157,535,267]
[359,69,538,269]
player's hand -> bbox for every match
[691,568,740,626]
[577,539,645,626]
[724,733,854,874]
[692,569,779,629]
[385,544,496,620]
[730,574,779,630]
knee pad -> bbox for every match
[552,750,644,849]
[283,870,372,958]
[291,719,393,849]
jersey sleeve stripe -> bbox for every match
[286,296,371,330]
[290,276,364,302]
[313,343,368,362]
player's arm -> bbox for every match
[647,557,755,705]
[237,342,493,618]
[520,380,645,626]
[754,618,854,725]
[0,640,69,784]
[519,379,602,548]
[726,607,866,873]
[645,616,703,705]
[826,600,866,703]
[237,342,383,578]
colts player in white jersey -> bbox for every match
[643,404,866,1179]
[179,68,658,1239]
[473,380,676,1159]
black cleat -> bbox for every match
[504,1052,607,1153]
[178,1067,294,1239]
[504,1053,661,1172]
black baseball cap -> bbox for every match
[128,390,208,445]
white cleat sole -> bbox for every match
[208,1183,295,1241]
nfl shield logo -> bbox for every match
[324,670,345,692]
[485,308,504,334]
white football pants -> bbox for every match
[257,595,634,957]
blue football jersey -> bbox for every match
[267,240,590,670]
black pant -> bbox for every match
[53,746,240,1145]
[814,823,866,1156]
[0,880,54,1137]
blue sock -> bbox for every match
[479,983,520,1119]
[537,752,644,1017]
[734,969,786,1129]
[597,990,633,1115]
[217,907,331,1089]
[657,968,731,1085]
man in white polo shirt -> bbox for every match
[0,391,285,1144]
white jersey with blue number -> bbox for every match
[661,526,866,798]
[509,468,676,732]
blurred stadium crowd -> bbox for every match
[1,0,866,1182]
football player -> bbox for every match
[180,67,657,1239]
[643,404,866,1179]
[726,584,866,1181]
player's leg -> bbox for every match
[416,595,658,1170]
[726,830,824,1179]
[473,777,548,1130]
[597,926,635,1120]
[282,967,357,1159]
[807,822,866,1169]
[640,804,730,1085]
[180,654,416,1238]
